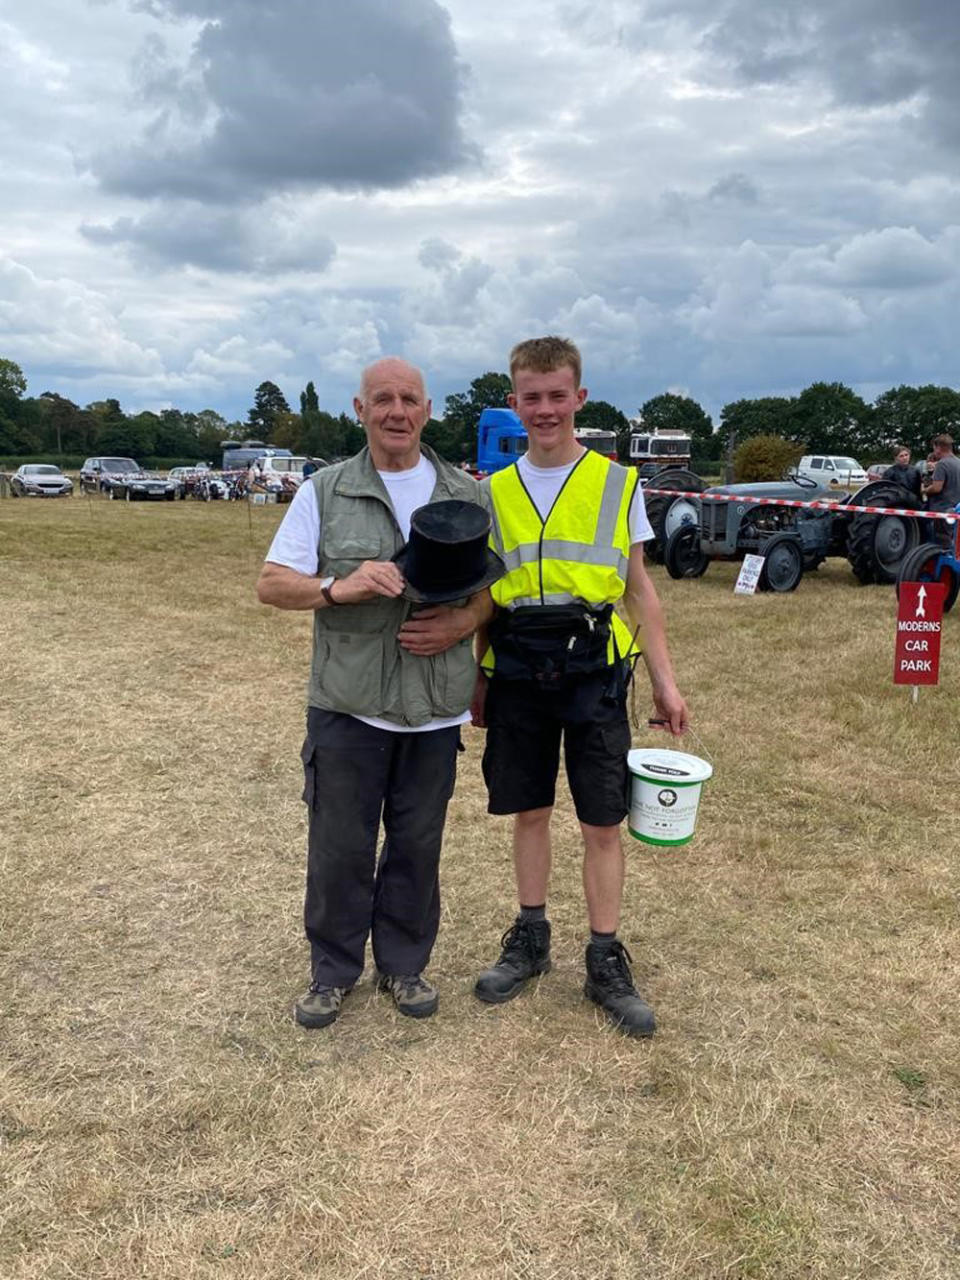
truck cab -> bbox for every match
[475,408,527,476]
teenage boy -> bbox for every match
[473,336,689,1038]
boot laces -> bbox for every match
[498,919,542,966]
[595,940,636,996]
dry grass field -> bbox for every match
[2,495,958,1280]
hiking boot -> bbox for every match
[376,972,439,1019]
[584,940,656,1038]
[294,982,349,1029]
[474,916,552,1004]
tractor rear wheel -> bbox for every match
[643,469,704,564]
[664,525,709,580]
[896,542,960,613]
[758,534,804,592]
[845,481,920,584]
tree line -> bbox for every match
[2,355,958,469]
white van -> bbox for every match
[793,455,868,489]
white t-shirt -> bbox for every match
[265,456,470,734]
[515,453,654,544]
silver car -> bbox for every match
[10,464,73,497]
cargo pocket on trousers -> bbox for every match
[300,737,318,809]
[599,719,632,813]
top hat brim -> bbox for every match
[392,546,506,605]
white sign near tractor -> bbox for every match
[734,554,766,595]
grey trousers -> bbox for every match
[301,707,460,988]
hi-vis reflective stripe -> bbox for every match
[501,540,630,575]
[510,591,582,607]
[595,464,630,545]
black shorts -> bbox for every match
[481,671,631,827]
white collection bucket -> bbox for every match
[627,748,713,847]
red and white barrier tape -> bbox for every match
[643,489,958,522]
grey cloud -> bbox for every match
[81,203,336,274]
[643,0,960,149]
[93,0,476,200]
[708,173,759,204]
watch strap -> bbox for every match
[321,581,337,607]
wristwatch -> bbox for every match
[319,575,338,606]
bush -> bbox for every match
[733,435,802,483]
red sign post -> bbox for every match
[894,581,946,686]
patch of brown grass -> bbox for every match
[2,498,958,1278]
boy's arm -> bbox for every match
[622,542,689,736]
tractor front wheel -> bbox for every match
[664,526,709,580]
[896,542,959,613]
[758,534,804,593]
[643,469,704,564]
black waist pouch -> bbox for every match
[490,604,614,686]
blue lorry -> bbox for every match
[475,407,618,475]
[475,408,528,476]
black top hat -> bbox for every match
[393,500,506,604]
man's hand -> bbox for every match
[470,672,489,728]
[649,681,689,736]
[397,605,471,656]
[333,560,405,604]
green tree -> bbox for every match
[0,358,28,453]
[87,399,136,456]
[872,385,960,460]
[718,396,797,452]
[0,358,27,400]
[195,410,231,463]
[790,382,874,456]
[248,381,290,441]
[733,434,803,482]
[270,410,304,451]
[37,393,96,455]
[443,371,512,463]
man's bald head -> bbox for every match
[359,357,427,402]
[353,357,433,471]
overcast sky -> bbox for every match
[2,0,959,424]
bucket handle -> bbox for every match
[646,719,714,764]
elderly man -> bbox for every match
[257,358,492,1028]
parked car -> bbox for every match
[10,464,73,497]
[79,456,176,500]
[866,463,889,482]
[167,465,210,498]
[790,455,869,489]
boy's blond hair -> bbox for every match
[509,336,582,389]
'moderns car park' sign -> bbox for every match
[894,581,946,686]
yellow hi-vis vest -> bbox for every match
[484,449,642,673]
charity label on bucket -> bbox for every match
[627,748,713,847]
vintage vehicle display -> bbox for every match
[220,439,294,470]
[655,474,924,591]
[79,457,175,500]
[167,465,211,498]
[628,427,693,478]
[639,467,706,564]
[10,464,73,497]
[896,516,960,613]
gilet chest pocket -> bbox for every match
[326,535,383,561]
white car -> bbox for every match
[10,464,73,497]
[792,455,868,489]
